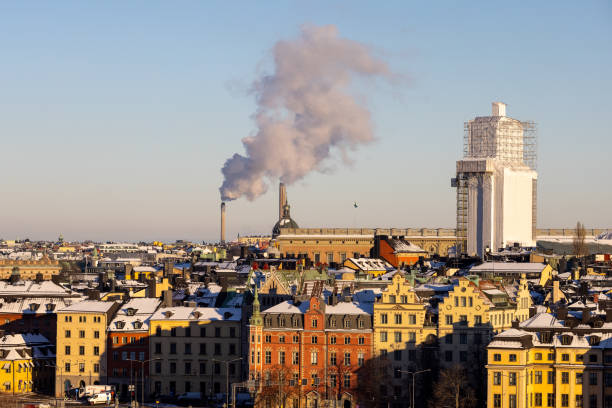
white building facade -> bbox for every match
[453,102,537,257]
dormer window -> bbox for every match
[116,321,125,329]
[344,319,350,329]
[224,312,233,319]
[29,304,40,312]
[589,336,600,346]
[193,311,202,319]
[133,321,142,329]
[561,335,572,345]
[126,308,137,316]
[46,304,55,312]
[164,311,173,319]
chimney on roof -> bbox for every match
[163,289,173,308]
[582,309,591,324]
[557,306,568,320]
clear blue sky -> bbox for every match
[1,1,610,242]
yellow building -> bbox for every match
[0,258,62,280]
[0,333,55,395]
[437,277,531,369]
[55,300,120,397]
[373,273,438,403]
[486,312,609,408]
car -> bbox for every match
[177,392,203,406]
[87,391,113,405]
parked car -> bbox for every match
[87,391,113,405]
[177,392,203,406]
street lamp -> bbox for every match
[397,369,431,408]
[127,358,161,408]
[213,357,242,408]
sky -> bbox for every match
[1,1,610,243]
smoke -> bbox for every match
[219,24,391,201]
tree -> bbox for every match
[428,365,476,408]
[254,365,299,408]
[573,221,588,258]
[356,357,391,408]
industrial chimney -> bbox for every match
[279,183,287,221]
[220,202,226,243]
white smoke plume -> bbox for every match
[219,24,391,201]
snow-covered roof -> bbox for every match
[57,300,117,313]
[387,239,426,253]
[519,312,564,329]
[150,307,241,322]
[346,258,393,272]
[0,280,77,297]
[470,262,547,274]
[326,301,373,315]
[264,300,310,314]
[0,297,76,314]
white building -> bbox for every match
[453,102,537,257]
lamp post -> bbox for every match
[213,357,242,408]
[398,369,431,408]
[127,358,161,408]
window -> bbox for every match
[394,350,401,361]
[330,352,337,366]
[460,333,467,344]
[446,315,453,325]
[394,332,401,343]
[265,335,271,343]
[311,336,318,344]
[535,353,542,360]
[113,351,118,361]
[358,352,364,367]
[185,362,192,375]
[589,395,596,408]
[200,327,207,337]
[509,373,516,386]
[589,354,597,363]
[395,314,402,324]
[445,351,453,362]
[535,371,542,384]
[170,343,177,354]
[292,352,299,365]
[380,332,387,342]
[509,354,517,362]
[312,319,318,328]
[358,336,365,345]
[547,371,554,384]
[535,393,542,407]
[494,394,501,408]
[561,353,569,361]
[547,393,554,407]
[170,362,176,374]
[79,363,85,373]
[311,351,318,365]
[381,314,388,324]
[561,372,569,384]
[330,336,337,344]
[493,372,501,385]
[265,351,271,364]
[65,329,71,338]
[408,314,416,324]
[94,331,100,339]
[279,335,285,343]
[155,362,162,374]
[344,336,351,345]
[330,373,337,387]
[279,351,285,364]
[214,343,221,355]
[575,395,582,408]
[93,363,100,373]
[229,344,236,355]
[65,346,71,355]
[589,372,597,386]
[401,296,408,304]
[344,320,350,329]
[547,353,554,360]
[343,373,350,388]
[199,362,206,375]
[170,328,177,337]
[344,352,351,366]
[475,315,482,325]
[79,346,85,355]
[460,351,467,362]
[64,363,70,373]
[293,335,299,343]
[493,354,501,362]
[445,334,453,344]
[185,343,192,355]
[93,346,99,356]
[199,343,206,355]
[509,394,517,408]
[561,394,568,408]
[576,373,583,384]
[185,327,191,337]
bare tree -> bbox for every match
[254,365,298,408]
[573,221,588,258]
[428,365,476,408]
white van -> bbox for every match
[87,391,113,405]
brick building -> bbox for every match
[248,288,373,408]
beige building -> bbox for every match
[0,259,62,280]
[55,300,120,397]
[272,228,458,262]
[148,306,242,398]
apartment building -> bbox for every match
[148,306,242,398]
[55,300,120,397]
[487,309,612,408]
[107,298,160,400]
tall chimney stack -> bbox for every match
[279,182,287,221]
[220,202,226,243]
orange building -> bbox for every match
[248,290,373,408]
[373,236,428,267]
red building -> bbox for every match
[248,289,373,408]
[373,236,427,267]
[107,298,160,401]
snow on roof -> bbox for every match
[470,262,547,273]
[57,300,117,313]
[387,239,426,253]
[117,298,161,316]
[263,300,310,314]
[150,307,241,322]
[0,280,76,297]
[326,301,373,315]
[519,312,564,329]
[496,328,531,338]
[133,266,157,272]
[488,340,524,349]
[0,297,75,314]
[483,289,506,296]
[346,258,393,271]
